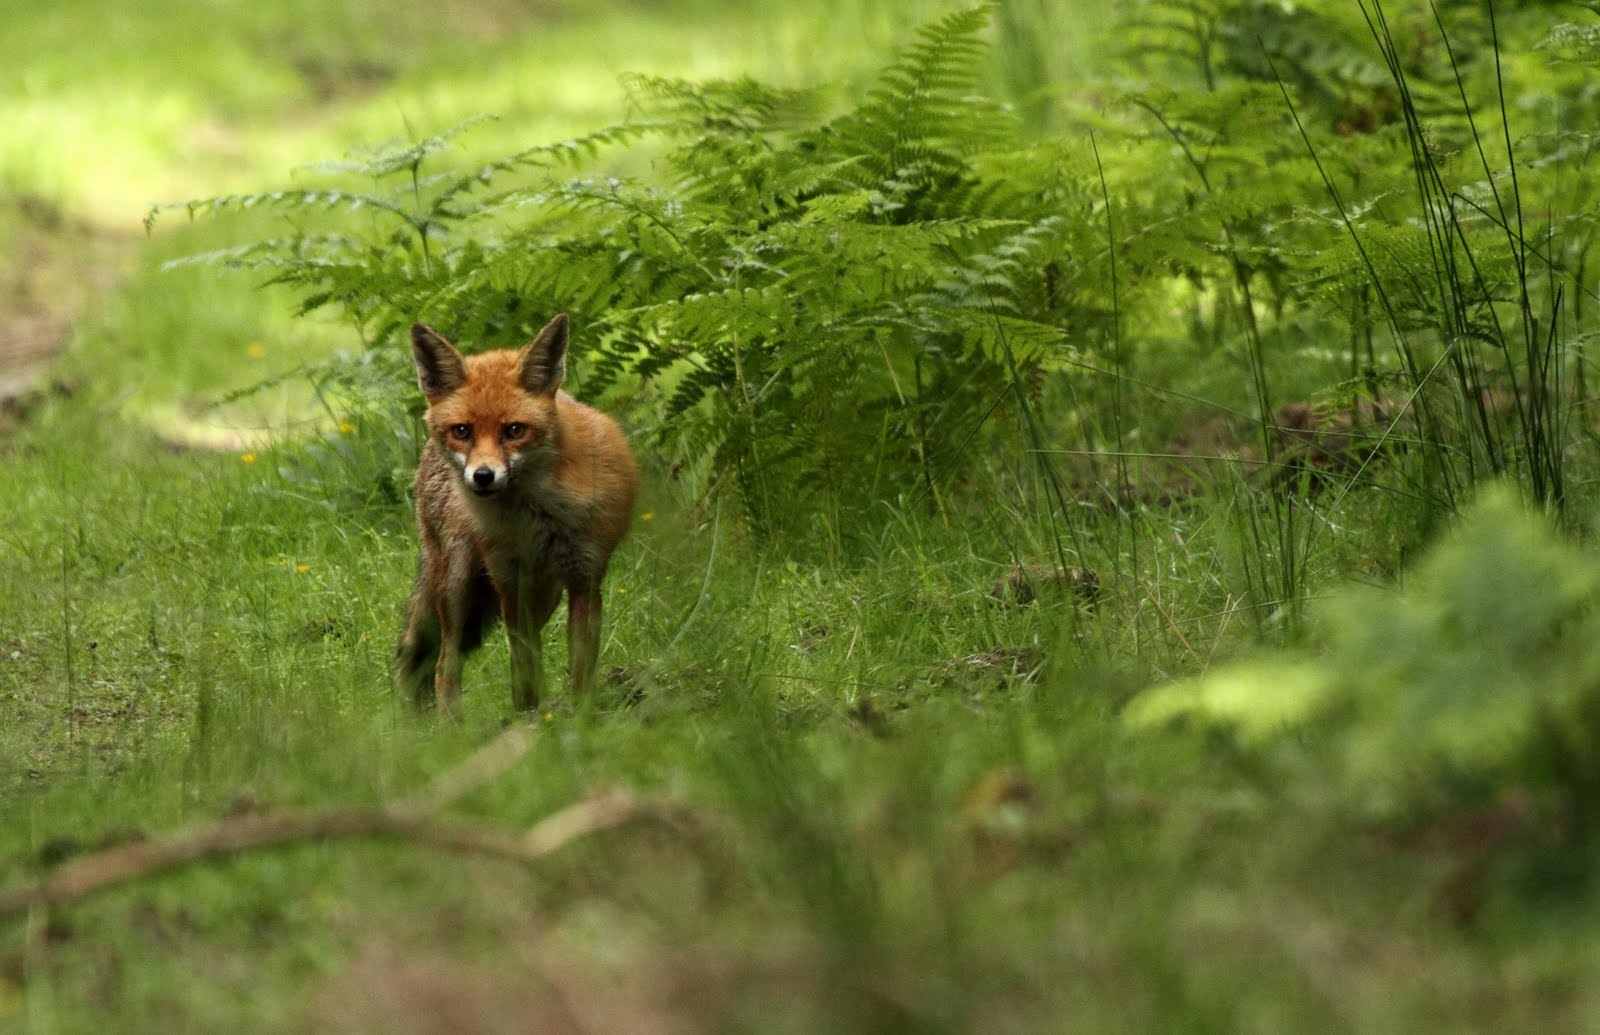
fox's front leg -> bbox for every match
[396,566,441,709]
[432,601,467,717]
[502,572,561,713]
[427,543,481,717]
[396,616,439,711]
[566,577,604,695]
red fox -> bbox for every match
[395,314,637,715]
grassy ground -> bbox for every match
[3,0,1598,1030]
[9,416,1586,1030]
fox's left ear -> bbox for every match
[519,313,569,395]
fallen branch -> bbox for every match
[0,787,678,919]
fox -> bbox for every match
[394,313,637,715]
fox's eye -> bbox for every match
[503,422,528,441]
[448,423,472,441]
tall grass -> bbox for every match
[1274,0,1578,529]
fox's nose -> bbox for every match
[471,467,497,490]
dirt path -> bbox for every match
[1,197,128,422]
[0,309,65,399]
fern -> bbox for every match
[153,7,1080,531]
[154,1,1599,544]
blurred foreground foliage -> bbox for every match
[1131,485,1600,880]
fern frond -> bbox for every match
[429,121,663,211]
[146,189,417,234]
[302,114,500,179]
[824,5,1015,196]
[622,73,821,133]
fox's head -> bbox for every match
[410,314,569,498]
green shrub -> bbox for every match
[152,8,1086,532]
[152,1,1600,570]
[1128,485,1600,837]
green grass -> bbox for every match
[6,389,1595,1029]
[4,0,1600,1030]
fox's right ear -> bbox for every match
[411,323,466,403]
[519,313,569,396]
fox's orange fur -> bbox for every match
[395,313,636,714]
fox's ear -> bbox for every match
[519,313,569,395]
[411,323,466,403]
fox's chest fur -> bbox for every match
[416,437,602,585]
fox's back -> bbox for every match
[547,392,636,553]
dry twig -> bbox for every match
[0,784,691,919]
